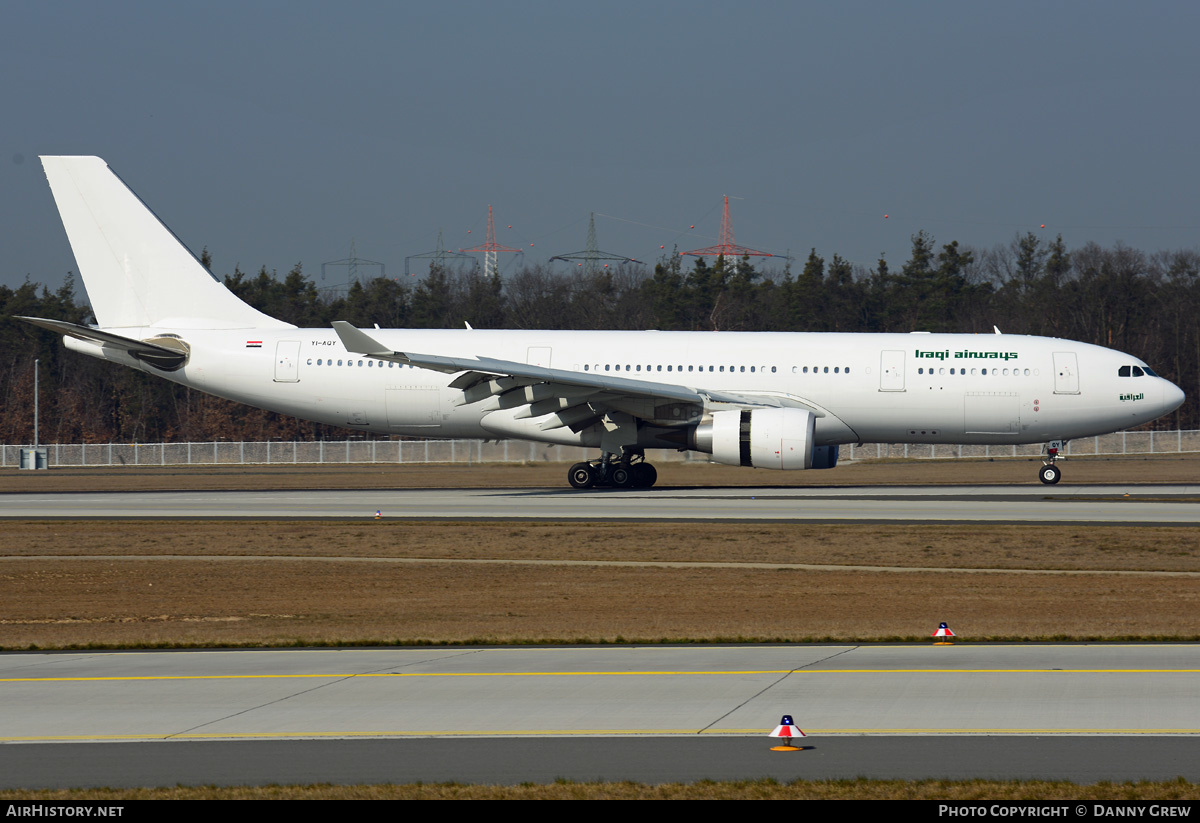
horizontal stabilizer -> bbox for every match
[17,316,190,371]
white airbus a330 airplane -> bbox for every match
[22,156,1185,488]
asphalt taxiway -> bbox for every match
[3,483,1199,523]
[2,644,1197,787]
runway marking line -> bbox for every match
[3,668,1198,683]
[2,728,1199,743]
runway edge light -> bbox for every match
[769,714,806,751]
[933,622,956,645]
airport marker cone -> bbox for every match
[932,622,956,645]
[769,714,806,751]
[375,509,382,520]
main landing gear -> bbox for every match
[568,450,658,489]
[1039,440,1064,485]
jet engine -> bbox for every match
[692,408,838,470]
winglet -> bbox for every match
[331,321,394,357]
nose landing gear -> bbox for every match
[1039,440,1064,485]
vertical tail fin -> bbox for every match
[40,156,291,330]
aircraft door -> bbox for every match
[274,340,301,382]
[879,350,906,391]
[1053,352,1080,394]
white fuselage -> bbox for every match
[89,327,1183,450]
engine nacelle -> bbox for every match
[695,408,837,470]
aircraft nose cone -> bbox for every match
[1163,379,1185,414]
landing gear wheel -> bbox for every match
[568,462,597,489]
[1039,464,1062,485]
[610,465,634,488]
[631,462,658,488]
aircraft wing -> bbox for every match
[332,321,803,432]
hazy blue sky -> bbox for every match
[3,1,1198,295]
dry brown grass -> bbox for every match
[7,521,1198,571]
[1,778,1196,799]
[2,521,1197,648]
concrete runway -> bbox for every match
[2,645,1198,787]
[3,483,1200,523]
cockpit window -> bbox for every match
[1118,366,1131,377]
[1143,366,1158,376]
[1132,366,1145,377]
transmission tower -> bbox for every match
[321,239,385,289]
[681,196,779,265]
[460,205,523,277]
[550,213,642,275]
[405,229,476,277]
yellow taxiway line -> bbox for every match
[3,668,1199,683]
[2,728,1199,743]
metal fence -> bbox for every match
[3,430,1197,468]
